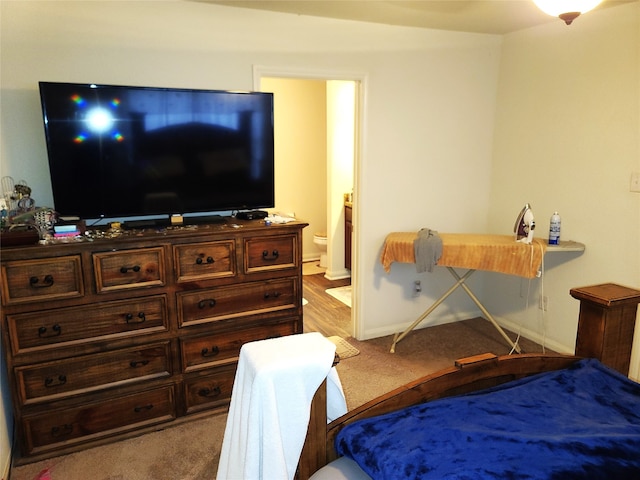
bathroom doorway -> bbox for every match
[255,68,362,337]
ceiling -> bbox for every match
[200,0,635,35]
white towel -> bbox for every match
[216,332,347,480]
[326,368,347,423]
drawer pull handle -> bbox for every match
[38,324,62,338]
[51,424,73,438]
[44,375,67,388]
[29,275,54,288]
[134,404,154,413]
[201,346,220,357]
[264,291,281,299]
[120,265,141,274]
[125,312,146,324]
[262,249,279,261]
[198,299,216,309]
[198,386,222,398]
[196,256,215,265]
[129,360,150,368]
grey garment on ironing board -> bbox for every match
[413,228,443,273]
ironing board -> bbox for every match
[382,233,549,353]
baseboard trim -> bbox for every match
[324,268,351,281]
[494,314,573,355]
[359,310,477,341]
[303,253,321,263]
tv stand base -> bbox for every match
[183,215,226,225]
[124,218,171,229]
[124,215,226,229]
[236,210,268,220]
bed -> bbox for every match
[296,285,640,480]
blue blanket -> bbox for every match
[335,359,640,479]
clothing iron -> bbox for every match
[514,203,535,244]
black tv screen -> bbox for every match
[39,81,275,221]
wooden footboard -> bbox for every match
[297,282,640,478]
[298,352,580,478]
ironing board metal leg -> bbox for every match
[390,268,521,354]
[447,268,521,354]
[390,269,474,353]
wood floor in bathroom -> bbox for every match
[302,266,352,339]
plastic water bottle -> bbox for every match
[549,212,561,245]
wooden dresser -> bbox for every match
[0,219,307,463]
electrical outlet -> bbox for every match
[631,172,640,193]
[413,280,422,297]
[539,295,548,311]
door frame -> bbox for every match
[253,65,367,338]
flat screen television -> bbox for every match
[39,81,275,224]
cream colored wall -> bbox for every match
[6,0,636,467]
[260,77,327,262]
[1,2,502,463]
[259,76,355,278]
[0,1,502,341]
[484,3,640,379]
[326,80,356,280]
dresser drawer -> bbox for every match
[177,278,297,328]
[23,385,176,455]
[244,234,298,273]
[180,321,298,373]
[174,240,236,283]
[1,256,83,305]
[183,368,235,414]
[93,247,166,293]
[16,343,172,405]
[7,296,168,356]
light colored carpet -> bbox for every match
[325,286,351,308]
[8,318,550,480]
[327,336,360,359]
[12,413,227,480]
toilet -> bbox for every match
[313,231,327,268]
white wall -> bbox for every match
[359,43,502,337]
[326,80,356,280]
[0,1,502,334]
[0,0,502,466]
[3,0,637,470]
[484,2,640,377]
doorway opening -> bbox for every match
[254,67,363,338]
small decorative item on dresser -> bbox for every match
[0,224,40,246]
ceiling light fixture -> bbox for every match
[533,0,604,25]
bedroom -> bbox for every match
[1,0,639,475]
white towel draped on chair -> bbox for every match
[216,332,347,480]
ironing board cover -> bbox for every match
[381,233,546,278]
